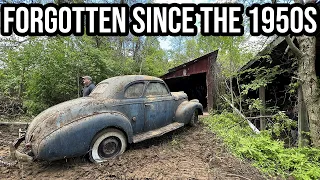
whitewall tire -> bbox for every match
[89,128,127,163]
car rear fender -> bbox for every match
[36,112,133,161]
[174,100,203,124]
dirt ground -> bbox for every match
[0,121,266,180]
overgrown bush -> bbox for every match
[203,112,320,179]
[0,36,169,115]
[0,94,25,117]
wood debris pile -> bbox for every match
[0,96,24,117]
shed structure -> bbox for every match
[239,35,320,138]
[161,50,219,111]
[239,36,320,110]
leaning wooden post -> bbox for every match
[222,96,260,134]
[298,85,309,147]
[259,86,266,130]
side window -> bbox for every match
[145,82,169,97]
[124,82,144,98]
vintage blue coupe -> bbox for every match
[15,75,203,163]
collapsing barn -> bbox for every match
[239,37,297,111]
[240,36,320,110]
[161,51,219,111]
[239,35,320,141]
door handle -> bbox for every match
[145,104,151,106]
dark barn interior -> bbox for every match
[165,73,208,109]
[161,51,218,111]
[239,38,298,113]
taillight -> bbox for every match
[25,143,32,150]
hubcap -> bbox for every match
[98,137,121,159]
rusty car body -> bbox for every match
[15,75,203,163]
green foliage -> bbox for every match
[170,138,181,148]
[247,98,264,111]
[244,98,280,116]
[167,35,253,77]
[140,37,169,77]
[203,112,320,179]
[241,65,285,95]
[289,81,300,94]
[267,111,297,138]
[0,36,169,115]
[197,36,253,77]
[23,100,49,116]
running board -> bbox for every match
[133,122,185,143]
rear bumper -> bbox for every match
[10,136,33,162]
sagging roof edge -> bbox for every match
[160,50,219,78]
[239,36,285,72]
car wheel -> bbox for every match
[89,128,127,163]
[189,109,199,126]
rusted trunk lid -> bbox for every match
[25,97,106,155]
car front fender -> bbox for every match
[35,112,133,161]
[174,100,203,124]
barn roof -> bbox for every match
[161,50,218,79]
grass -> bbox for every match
[203,112,320,180]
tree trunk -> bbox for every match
[230,76,234,113]
[229,60,234,113]
[296,36,320,147]
[298,85,309,147]
[236,76,242,112]
[19,67,25,100]
[133,37,141,61]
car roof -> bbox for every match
[99,75,164,85]
[91,75,165,99]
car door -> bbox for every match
[143,81,175,132]
[122,81,146,134]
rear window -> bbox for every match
[124,82,145,98]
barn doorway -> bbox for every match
[164,73,208,109]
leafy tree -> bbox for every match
[0,33,169,115]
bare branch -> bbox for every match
[292,76,303,82]
[246,115,276,119]
[285,35,303,58]
[284,36,296,54]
